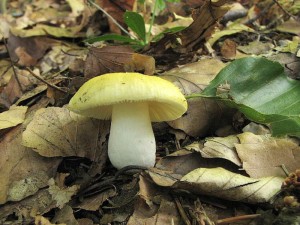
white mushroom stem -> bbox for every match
[108,102,156,169]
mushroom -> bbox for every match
[68,72,187,169]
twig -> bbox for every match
[25,68,68,94]
[216,214,261,224]
[87,0,135,39]
[2,37,24,93]
[174,196,192,225]
[273,0,297,20]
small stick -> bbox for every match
[174,196,192,225]
[25,68,68,94]
[87,0,135,40]
[2,37,24,93]
[217,214,261,224]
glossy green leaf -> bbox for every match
[190,57,300,137]
[124,11,146,42]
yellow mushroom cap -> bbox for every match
[68,72,187,122]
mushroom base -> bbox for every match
[108,102,156,169]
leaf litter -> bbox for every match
[0,0,300,224]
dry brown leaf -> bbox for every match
[149,167,283,204]
[84,46,155,79]
[161,59,235,137]
[75,188,117,211]
[7,34,53,66]
[221,39,237,59]
[0,105,28,129]
[52,205,78,225]
[127,198,181,225]
[22,107,109,161]
[127,175,181,225]
[236,132,300,178]
[0,126,61,204]
[178,0,230,50]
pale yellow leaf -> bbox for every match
[35,215,66,225]
[48,178,79,209]
[180,167,283,203]
[0,105,28,129]
[22,107,109,161]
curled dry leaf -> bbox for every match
[148,167,283,204]
[0,105,28,129]
[22,107,109,161]
[236,132,300,178]
[0,126,61,204]
[185,135,242,166]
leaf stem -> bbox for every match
[146,0,158,43]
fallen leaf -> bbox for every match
[84,46,155,78]
[52,205,79,225]
[7,34,53,66]
[237,41,274,55]
[149,167,284,204]
[0,189,55,221]
[276,18,300,35]
[35,215,66,225]
[48,178,79,209]
[186,135,242,166]
[161,59,235,137]
[75,188,116,211]
[0,105,28,129]
[208,22,255,46]
[179,167,283,203]
[0,126,61,204]
[221,39,237,59]
[22,107,109,162]
[178,0,231,50]
[236,132,300,178]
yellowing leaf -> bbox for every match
[208,23,255,46]
[0,105,28,129]
[35,215,66,225]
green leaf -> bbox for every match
[192,57,300,137]
[124,11,146,42]
[84,34,141,45]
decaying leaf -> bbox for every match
[0,126,61,204]
[149,167,283,204]
[84,46,155,78]
[48,178,79,209]
[236,132,300,178]
[0,189,55,221]
[51,205,78,225]
[0,105,28,129]
[22,107,109,162]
